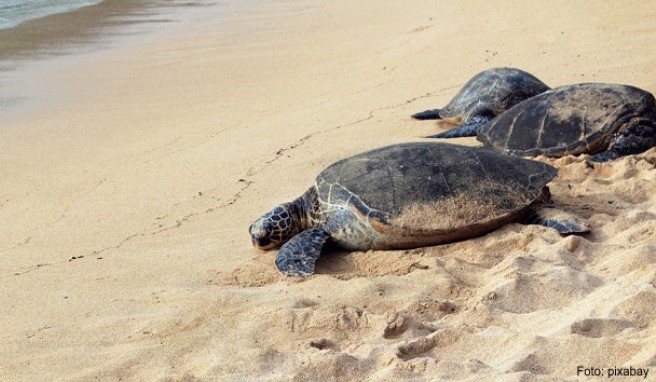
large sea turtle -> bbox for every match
[475,83,656,162]
[249,142,588,277]
[412,67,550,138]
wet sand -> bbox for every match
[1,0,655,380]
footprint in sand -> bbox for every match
[394,328,464,361]
[383,312,437,340]
[395,331,440,360]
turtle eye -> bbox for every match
[265,219,280,235]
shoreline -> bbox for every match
[1,0,655,380]
[0,0,171,66]
[0,0,236,113]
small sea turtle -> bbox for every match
[249,142,588,277]
[476,83,656,162]
[412,67,550,138]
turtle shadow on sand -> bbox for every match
[250,142,589,277]
[312,243,351,275]
[313,244,428,279]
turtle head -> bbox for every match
[249,204,301,250]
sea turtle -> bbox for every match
[412,67,550,138]
[249,142,588,277]
[475,83,656,162]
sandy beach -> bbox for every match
[1,0,655,380]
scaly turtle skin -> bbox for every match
[412,67,550,138]
[249,142,588,277]
[476,83,656,162]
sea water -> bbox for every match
[0,0,103,30]
[0,0,243,116]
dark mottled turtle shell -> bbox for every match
[437,67,550,123]
[477,83,656,157]
[313,142,556,248]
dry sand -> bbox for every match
[1,0,655,380]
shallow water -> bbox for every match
[0,0,103,30]
[0,0,253,118]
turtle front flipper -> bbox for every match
[411,108,442,120]
[275,229,330,277]
[426,116,489,139]
[524,205,590,235]
[589,122,656,163]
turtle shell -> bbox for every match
[439,67,550,122]
[477,83,656,157]
[314,142,556,246]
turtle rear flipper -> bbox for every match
[411,109,442,120]
[524,205,590,235]
[427,116,490,139]
[589,122,656,163]
[275,229,329,277]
